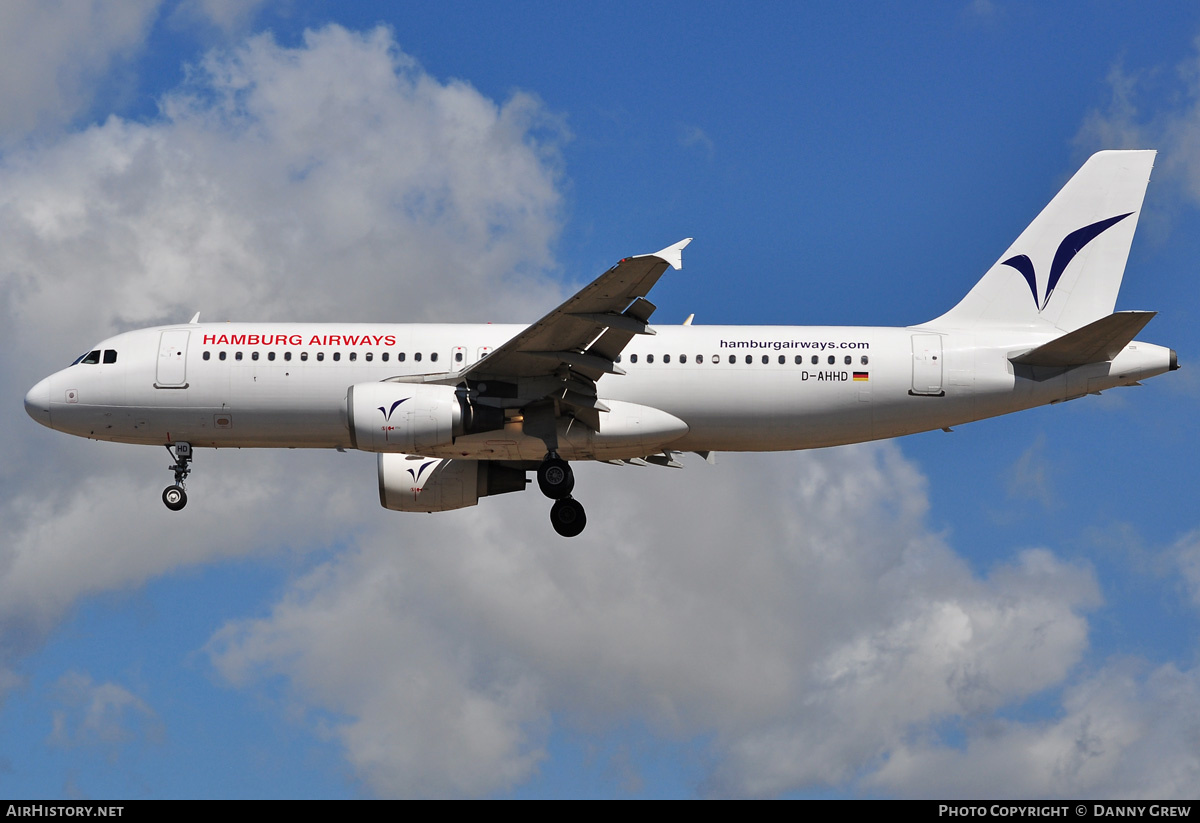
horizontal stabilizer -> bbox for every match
[1009,311,1156,367]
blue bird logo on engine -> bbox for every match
[406,461,437,482]
[378,398,408,421]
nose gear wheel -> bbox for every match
[162,442,193,511]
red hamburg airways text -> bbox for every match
[202,334,397,347]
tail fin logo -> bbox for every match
[1002,212,1133,311]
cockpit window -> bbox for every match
[103,350,117,364]
[76,350,101,365]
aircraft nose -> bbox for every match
[24,377,51,426]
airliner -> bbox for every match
[24,151,1177,536]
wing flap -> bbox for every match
[1010,311,1156,367]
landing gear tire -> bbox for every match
[162,442,193,511]
[550,497,586,538]
[537,455,574,499]
[162,484,188,511]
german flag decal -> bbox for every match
[853,372,869,381]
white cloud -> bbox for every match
[679,124,715,161]
[48,671,163,750]
[1077,42,1200,210]
[0,0,160,145]
[870,660,1200,798]
[0,25,566,366]
[1007,433,1056,509]
[0,23,565,703]
[1170,529,1200,609]
[206,445,1110,797]
[171,0,266,35]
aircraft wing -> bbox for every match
[466,238,691,384]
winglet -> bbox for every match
[644,238,692,271]
[188,312,201,324]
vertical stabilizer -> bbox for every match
[929,150,1155,332]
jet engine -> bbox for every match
[347,382,502,453]
[378,453,527,512]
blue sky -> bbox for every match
[3,0,1200,798]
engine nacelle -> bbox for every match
[378,453,527,512]
[348,382,505,453]
[347,382,462,452]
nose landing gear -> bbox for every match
[539,453,585,537]
[162,442,192,511]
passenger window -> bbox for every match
[398,352,406,362]
[630,354,638,363]
[711,355,719,364]
[299,352,307,361]
[729,355,736,364]
[663,354,670,364]
[415,352,422,362]
[203,351,211,361]
[316,352,324,362]
[431,352,438,362]
[235,352,243,361]
[268,352,276,361]
[252,351,259,361]
[333,352,341,361]
[827,355,835,365]
[811,355,819,365]
[365,352,372,362]
[861,355,869,365]
[82,350,101,365]
[844,355,852,365]
[455,351,463,362]
[745,355,752,364]
[680,354,687,364]
[349,352,356,362]
[778,355,785,364]
[103,350,117,364]
[794,355,802,364]
[615,354,622,363]
[762,355,769,364]
[647,354,655,364]
[381,352,389,362]
[219,352,227,361]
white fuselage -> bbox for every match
[24,321,1175,461]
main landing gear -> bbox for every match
[162,441,192,511]
[538,453,585,537]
